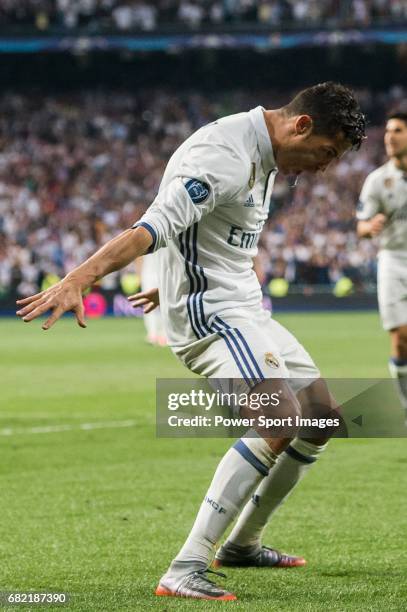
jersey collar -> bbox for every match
[249,106,277,175]
[389,159,406,177]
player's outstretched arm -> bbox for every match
[357,213,387,238]
[16,226,153,330]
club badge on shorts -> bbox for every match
[265,352,279,369]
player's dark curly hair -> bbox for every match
[284,81,366,150]
[387,111,407,125]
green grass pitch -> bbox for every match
[1,312,406,611]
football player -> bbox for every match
[357,113,407,419]
[17,83,365,601]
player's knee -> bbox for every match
[298,378,340,417]
[297,378,344,440]
[240,379,301,424]
[276,385,302,421]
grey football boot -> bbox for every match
[214,541,306,568]
[156,568,237,600]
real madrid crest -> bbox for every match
[248,162,256,189]
[265,352,279,369]
[384,177,394,189]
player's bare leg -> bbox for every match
[144,307,167,346]
[215,378,338,569]
[156,379,300,601]
[388,325,407,419]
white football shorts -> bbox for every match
[377,251,407,331]
[172,306,320,397]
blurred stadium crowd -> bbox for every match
[0,0,405,31]
[0,86,405,296]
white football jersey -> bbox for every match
[134,106,277,348]
[357,160,407,253]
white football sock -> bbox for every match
[224,438,327,549]
[161,433,277,585]
[388,358,407,410]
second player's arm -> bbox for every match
[356,213,387,238]
[16,226,153,329]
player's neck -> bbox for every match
[262,109,286,160]
[392,155,407,173]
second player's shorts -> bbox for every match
[172,306,320,398]
[377,251,407,331]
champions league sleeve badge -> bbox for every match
[183,178,211,204]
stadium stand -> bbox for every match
[0,0,405,32]
[0,87,405,297]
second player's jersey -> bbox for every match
[134,106,277,348]
[357,160,407,253]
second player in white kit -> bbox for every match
[357,112,407,418]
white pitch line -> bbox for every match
[0,419,137,436]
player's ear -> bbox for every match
[294,115,313,137]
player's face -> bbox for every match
[384,119,407,158]
[276,120,350,177]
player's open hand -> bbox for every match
[16,279,86,330]
[127,287,160,313]
[369,213,387,236]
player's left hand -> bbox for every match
[16,279,87,330]
[128,288,160,313]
